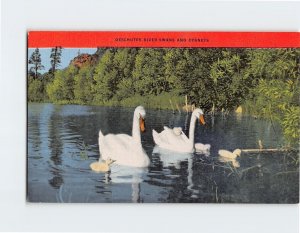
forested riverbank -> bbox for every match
[27,48,300,145]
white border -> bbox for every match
[1,0,299,232]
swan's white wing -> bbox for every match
[180,131,190,143]
[153,128,190,152]
[161,126,182,138]
[100,134,132,159]
[153,128,173,146]
[152,129,162,145]
[163,126,172,131]
[100,133,149,167]
[162,127,189,143]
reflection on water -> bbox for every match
[153,145,192,168]
[27,103,299,203]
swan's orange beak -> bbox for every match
[139,114,145,132]
[199,115,205,125]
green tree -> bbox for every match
[164,48,188,94]
[132,48,167,96]
[209,49,249,110]
[93,49,117,102]
[28,48,44,79]
[114,48,138,100]
[246,49,298,81]
[28,76,44,102]
[50,46,63,75]
[28,71,52,102]
[243,48,300,144]
[165,48,222,110]
[47,65,77,102]
[93,48,138,102]
[74,64,95,103]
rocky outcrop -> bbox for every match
[70,53,98,68]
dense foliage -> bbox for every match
[243,49,300,145]
[27,48,300,144]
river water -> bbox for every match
[27,103,299,203]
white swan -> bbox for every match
[98,106,150,167]
[152,108,209,153]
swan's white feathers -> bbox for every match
[134,105,146,118]
[152,129,161,145]
[99,133,149,167]
[98,106,150,168]
[101,134,133,155]
[152,108,210,154]
[152,128,193,153]
[163,126,171,131]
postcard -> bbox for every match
[27,31,299,203]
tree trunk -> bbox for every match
[52,47,58,74]
[35,64,38,79]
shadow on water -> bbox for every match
[27,103,299,203]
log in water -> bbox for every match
[241,148,290,153]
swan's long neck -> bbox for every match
[188,114,197,145]
[132,115,141,143]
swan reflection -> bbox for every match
[108,165,147,202]
[152,145,192,168]
[153,146,202,198]
[218,156,240,168]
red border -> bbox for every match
[28,31,300,48]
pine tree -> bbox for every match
[50,46,63,75]
[28,48,44,79]
[93,49,117,102]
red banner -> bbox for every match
[28,31,300,48]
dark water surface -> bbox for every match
[27,103,299,203]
